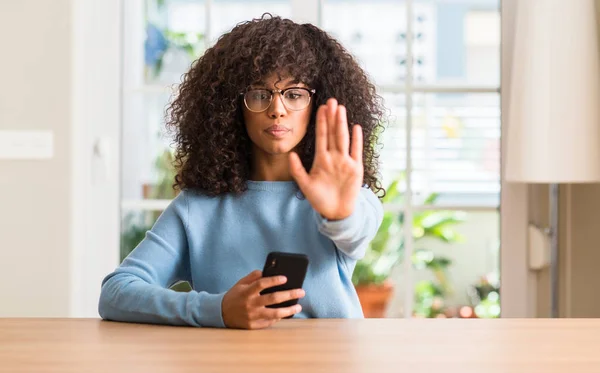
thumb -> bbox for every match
[289,152,310,191]
[236,270,262,285]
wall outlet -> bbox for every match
[0,130,54,160]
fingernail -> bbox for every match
[295,305,302,312]
[279,276,287,283]
[297,289,305,297]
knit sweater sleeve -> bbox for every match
[313,187,384,260]
[98,191,225,327]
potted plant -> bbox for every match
[353,174,465,317]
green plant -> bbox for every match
[146,25,205,78]
[469,273,500,318]
[352,173,465,316]
[413,281,446,318]
[120,212,152,263]
[353,174,465,285]
[149,148,178,199]
[120,148,191,292]
[121,149,177,260]
[144,1,205,78]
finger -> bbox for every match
[326,98,338,150]
[255,288,305,307]
[350,124,363,164]
[259,304,302,320]
[249,275,287,294]
[315,105,328,155]
[289,152,310,192]
[336,105,350,154]
[236,270,263,286]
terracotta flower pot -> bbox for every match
[354,281,394,318]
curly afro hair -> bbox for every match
[166,14,385,197]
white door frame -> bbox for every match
[70,0,122,317]
[499,0,535,317]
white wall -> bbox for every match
[0,0,72,316]
[0,0,121,317]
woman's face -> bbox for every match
[242,73,313,157]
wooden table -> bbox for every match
[2,318,600,373]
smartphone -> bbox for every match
[260,252,309,313]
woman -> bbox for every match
[99,14,386,329]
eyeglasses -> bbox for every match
[241,87,316,112]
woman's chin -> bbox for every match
[270,147,294,156]
[261,142,296,156]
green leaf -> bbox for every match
[120,213,153,262]
[423,192,440,205]
[182,44,194,57]
[153,56,163,78]
[369,212,394,253]
[428,226,465,243]
[420,211,466,230]
[354,171,468,303]
[170,281,192,292]
[426,257,452,270]
[382,179,400,203]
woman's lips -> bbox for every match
[265,125,290,138]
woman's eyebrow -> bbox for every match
[251,79,304,89]
[278,80,304,89]
[250,81,266,88]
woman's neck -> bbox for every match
[250,151,294,181]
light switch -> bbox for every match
[0,130,54,160]
[528,224,551,270]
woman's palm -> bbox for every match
[290,99,363,221]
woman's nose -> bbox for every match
[267,93,286,118]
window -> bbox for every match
[120,0,501,318]
[322,0,500,318]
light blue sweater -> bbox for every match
[98,181,383,327]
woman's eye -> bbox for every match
[250,92,269,100]
[285,91,303,100]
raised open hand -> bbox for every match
[289,98,363,221]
